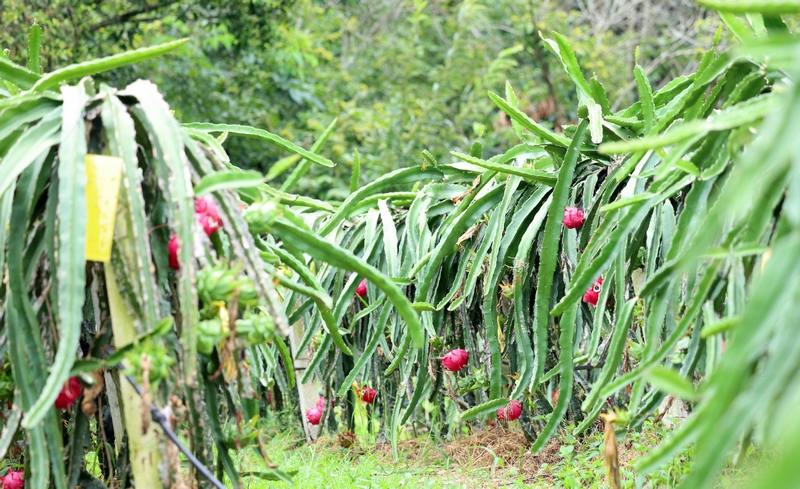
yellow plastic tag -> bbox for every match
[85,155,123,263]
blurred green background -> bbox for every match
[1,0,721,198]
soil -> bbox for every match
[314,427,649,487]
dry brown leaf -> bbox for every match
[601,412,621,489]
[81,369,105,417]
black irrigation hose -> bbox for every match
[117,365,227,489]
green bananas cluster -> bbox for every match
[235,313,275,345]
[243,200,280,234]
[124,338,175,389]
[197,318,226,356]
[197,264,258,306]
[457,367,489,393]
[429,336,444,350]
[196,312,276,356]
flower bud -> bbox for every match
[0,470,24,489]
[306,407,323,425]
[360,386,376,404]
[563,206,585,229]
[168,234,180,270]
[429,336,444,350]
[195,197,223,237]
[496,399,522,421]
[582,277,603,306]
[355,279,367,298]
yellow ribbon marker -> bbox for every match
[85,155,123,262]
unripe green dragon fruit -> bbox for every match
[243,201,280,234]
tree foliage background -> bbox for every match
[2,0,721,198]
[5,1,800,488]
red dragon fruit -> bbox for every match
[441,348,469,372]
[497,400,522,421]
[54,377,82,410]
[563,206,585,229]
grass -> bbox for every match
[66,408,774,488]
[231,420,701,488]
[68,407,771,488]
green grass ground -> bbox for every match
[78,414,768,488]
[232,421,700,488]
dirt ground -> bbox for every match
[314,427,650,488]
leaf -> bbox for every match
[634,65,655,133]
[600,94,778,154]
[636,408,704,473]
[647,367,696,401]
[203,374,241,487]
[504,82,535,143]
[595,262,721,402]
[280,117,338,193]
[318,166,444,237]
[582,300,636,412]
[600,193,656,213]
[0,107,62,199]
[274,336,295,390]
[100,86,160,330]
[0,407,21,460]
[125,80,200,384]
[337,304,392,396]
[415,185,505,301]
[31,39,189,92]
[510,200,550,399]
[552,173,692,316]
[461,398,509,421]
[5,146,64,488]
[184,122,334,168]
[450,151,557,186]
[696,0,800,14]
[483,176,524,399]
[258,182,335,212]
[243,469,296,483]
[719,12,758,43]
[586,98,604,144]
[701,316,741,338]
[488,91,571,147]
[185,127,230,164]
[422,149,438,167]
[378,199,399,277]
[28,23,42,74]
[270,217,424,349]
[531,300,578,452]
[0,95,61,152]
[265,153,300,181]
[194,170,265,197]
[69,360,105,376]
[541,31,592,100]
[589,76,610,115]
[411,301,436,312]
[0,57,40,89]
[24,83,88,429]
[350,149,361,193]
[531,120,588,392]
